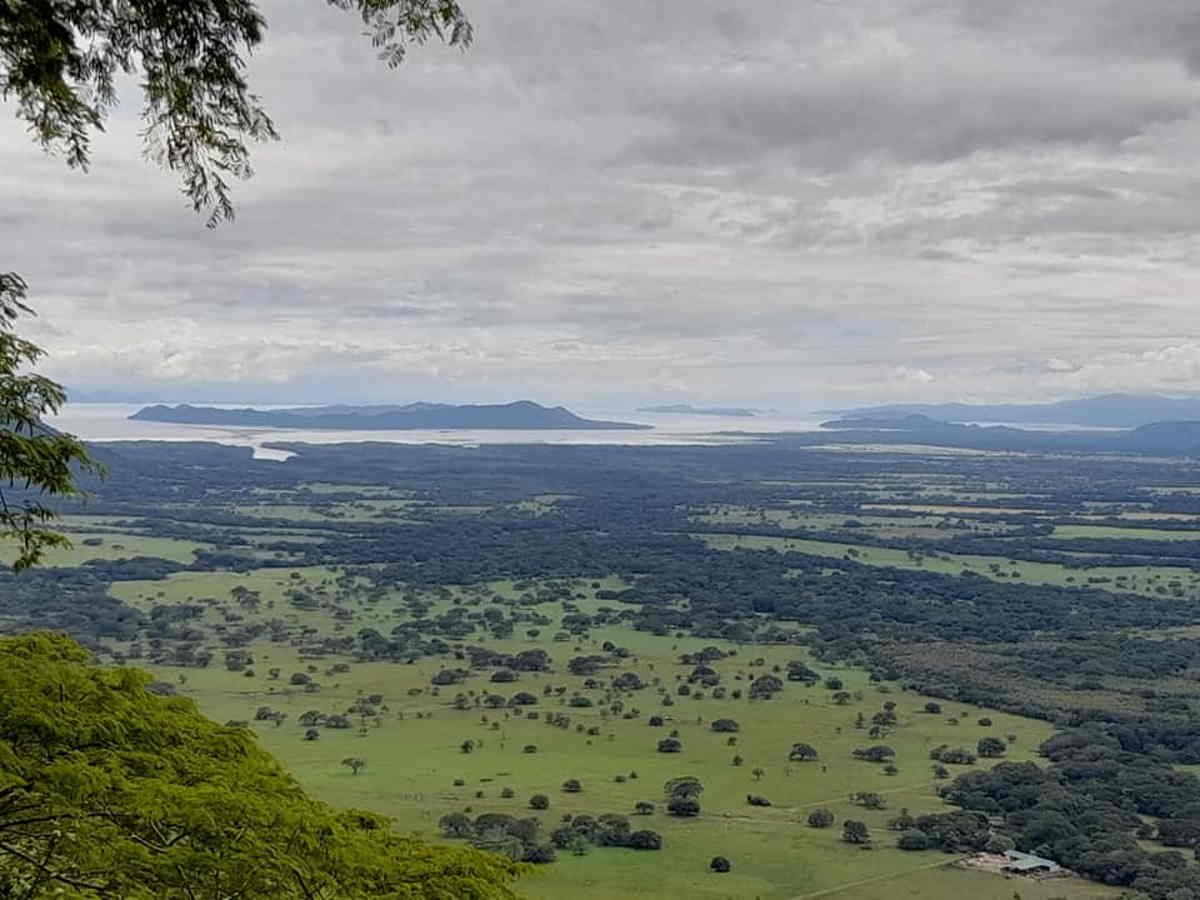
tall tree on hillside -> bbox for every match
[0,0,472,570]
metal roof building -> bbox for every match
[1002,850,1061,873]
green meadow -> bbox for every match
[113,567,1070,900]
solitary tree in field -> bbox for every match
[341,757,366,775]
[788,742,819,762]
[663,776,703,801]
[851,791,887,810]
[667,797,701,818]
[807,808,835,828]
[977,737,1008,758]
[843,820,871,844]
[0,0,472,570]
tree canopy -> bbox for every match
[0,632,523,897]
[0,0,472,226]
[0,274,99,571]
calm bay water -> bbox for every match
[48,404,826,461]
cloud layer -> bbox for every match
[5,0,1200,408]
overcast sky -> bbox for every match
[6,0,1200,410]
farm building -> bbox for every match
[1002,850,1061,875]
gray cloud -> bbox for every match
[4,0,1200,410]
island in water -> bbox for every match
[638,403,758,417]
[130,401,651,431]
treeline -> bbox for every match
[945,748,1200,899]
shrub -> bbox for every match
[807,808,834,828]
[897,829,931,851]
[985,834,1014,854]
[561,779,582,793]
[842,820,871,844]
[746,795,771,807]
[524,844,556,864]
[627,830,663,850]
[977,737,1007,758]
[667,798,700,817]
[438,811,474,838]
[656,738,683,753]
[710,856,732,872]
[530,794,550,810]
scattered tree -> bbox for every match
[843,820,871,844]
[808,808,835,828]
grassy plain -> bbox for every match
[20,465,1187,899]
[1050,523,1200,540]
[0,531,215,567]
[114,566,1074,900]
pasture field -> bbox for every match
[692,533,1200,599]
[118,567,1067,900]
[1050,523,1200,541]
[0,531,216,567]
[826,866,1119,900]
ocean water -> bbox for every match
[47,404,827,461]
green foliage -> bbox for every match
[663,776,703,800]
[788,741,819,762]
[842,820,871,844]
[896,829,930,851]
[0,633,524,898]
[0,0,471,226]
[977,736,1007,758]
[807,808,835,828]
[0,273,100,572]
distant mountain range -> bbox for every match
[638,404,758,417]
[827,394,1200,428]
[129,401,650,431]
[813,413,1200,455]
